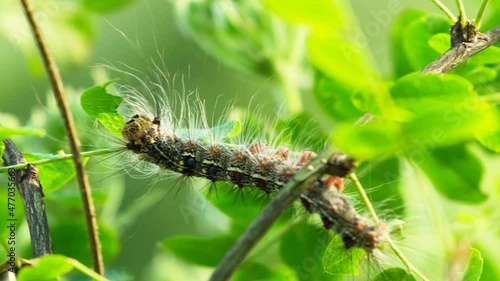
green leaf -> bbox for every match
[333,120,402,160]
[0,127,45,141]
[314,73,365,122]
[279,223,337,281]
[46,188,109,212]
[322,234,366,275]
[17,254,108,281]
[477,123,500,152]
[374,268,416,281]
[275,113,329,152]
[358,158,405,217]
[460,66,497,85]
[0,185,25,239]
[402,15,450,70]
[462,248,483,281]
[468,45,500,65]
[173,0,276,76]
[428,33,450,53]
[401,108,489,148]
[473,244,498,281]
[24,152,88,193]
[391,10,427,77]
[161,235,237,267]
[416,144,487,203]
[17,255,74,281]
[476,110,500,152]
[233,263,299,281]
[80,83,125,137]
[82,0,134,13]
[205,182,273,227]
[391,73,476,115]
[262,0,344,29]
[308,31,391,116]
[51,220,119,266]
[390,73,497,149]
[333,72,496,160]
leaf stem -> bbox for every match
[0,148,123,173]
[68,257,111,281]
[455,0,467,26]
[387,239,431,281]
[348,173,379,224]
[474,0,491,28]
[348,173,430,281]
[430,0,457,22]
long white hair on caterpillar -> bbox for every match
[81,59,394,265]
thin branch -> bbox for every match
[209,149,356,281]
[430,0,457,22]
[67,258,111,281]
[19,0,104,274]
[348,173,379,224]
[2,139,52,258]
[455,0,467,26]
[0,148,123,173]
[387,238,430,281]
[422,26,500,74]
[474,0,491,28]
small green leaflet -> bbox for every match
[416,144,487,203]
[80,81,125,137]
[374,268,416,281]
[462,248,484,281]
[161,235,237,267]
[322,235,365,275]
[17,254,109,281]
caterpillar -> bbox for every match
[120,111,386,254]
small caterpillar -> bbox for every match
[121,113,386,253]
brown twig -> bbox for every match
[422,25,500,74]
[2,139,52,258]
[19,0,104,274]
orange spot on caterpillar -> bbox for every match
[274,147,289,160]
[209,145,220,157]
[248,143,266,154]
[298,151,313,166]
[324,176,344,192]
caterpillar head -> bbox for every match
[122,114,160,146]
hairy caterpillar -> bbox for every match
[117,87,387,254]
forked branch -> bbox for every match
[422,25,500,74]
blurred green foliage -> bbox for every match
[1,0,499,280]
